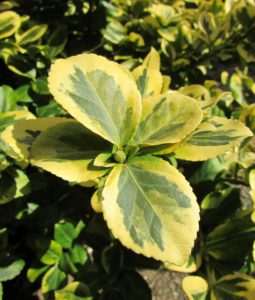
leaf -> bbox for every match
[102,21,126,44]
[42,26,67,59]
[1,117,67,161]
[91,189,103,213]
[0,257,25,281]
[42,265,66,294]
[48,53,141,146]
[211,274,255,300]
[0,283,2,300]
[102,155,199,265]
[0,11,20,39]
[132,66,162,99]
[54,221,78,249]
[182,276,208,300]
[175,116,253,161]
[32,77,49,95]
[206,214,255,268]
[0,85,15,112]
[31,120,111,185]
[16,24,47,45]
[27,264,50,283]
[132,92,203,146]
[0,110,35,133]
[55,282,92,300]
[40,240,63,265]
[143,47,160,70]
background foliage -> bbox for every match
[0,0,255,299]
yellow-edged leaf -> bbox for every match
[132,92,203,146]
[48,54,141,147]
[1,117,68,161]
[0,11,20,39]
[175,116,253,161]
[182,276,208,300]
[91,189,103,213]
[31,120,111,185]
[102,155,199,265]
[132,65,162,99]
[16,24,48,45]
[211,274,255,300]
[143,47,160,70]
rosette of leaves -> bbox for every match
[1,50,252,266]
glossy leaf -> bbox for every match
[132,92,203,146]
[0,11,20,38]
[31,120,111,185]
[48,53,141,146]
[40,240,63,265]
[175,116,253,161]
[102,155,199,265]
[182,276,208,300]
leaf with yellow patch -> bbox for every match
[182,276,208,300]
[102,155,199,265]
[31,120,111,185]
[132,92,203,146]
[48,54,141,147]
[0,11,20,38]
[175,117,253,161]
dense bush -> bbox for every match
[0,1,255,299]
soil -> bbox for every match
[139,269,187,300]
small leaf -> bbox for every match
[32,77,49,95]
[175,116,253,161]
[0,257,25,281]
[182,276,208,300]
[42,265,66,294]
[48,53,141,146]
[27,264,50,283]
[0,85,15,113]
[40,240,63,265]
[16,24,47,45]
[91,189,103,213]
[55,282,92,300]
[0,11,20,38]
[54,221,77,249]
[102,155,199,265]
[0,283,2,300]
[143,47,160,71]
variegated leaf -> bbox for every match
[182,276,208,300]
[132,92,203,146]
[132,65,162,99]
[211,274,255,300]
[175,117,253,161]
[102,155,199,265]
[48,54,141,147]
[1,117,68,161]
[143,47,160,70]
[31,120,111,185]
[0,11,20,38]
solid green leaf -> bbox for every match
[54,221,77,249]
[175,116,253,161]
[42,265,66,294]
[0,85,15,113]
[16,24,47,45]
[102,155,199,265]
[40,240,63,265]
[0,11,20,38]
[48,53,141,146]
[32,77,49,95]
[0,258,25,281]
[132,92,203,146]
[30,120,111,185]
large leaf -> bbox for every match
[48,54,141,146]
[182,276,208,300]
[1,117,68,161]
[31,120,111,185]
[0,11,20,38]
[132,92,203,146]
[102,155,199,265]
[211,274,255,300]
[175,116,253,161]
